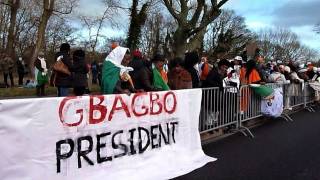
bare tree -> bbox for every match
[257,27,319,62]
[79,0,122,55]
[1,0,20,57]
[204,9,253,60]
[140,12,166,56]
[126,0,149,50]
[30,0,78,74]
[162,0,229,58]
[0,4,11,50]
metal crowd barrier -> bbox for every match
[199,87,238,134]
[199,82,317,138]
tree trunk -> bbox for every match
[172,28,188,58]
[162,0,228,58]
[30,0,54,77]
[127,0,148,50]
[6,0,20,58]
[187,28,206,53]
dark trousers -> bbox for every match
[74,86,86,96]
[18,73,24,85]
[36,84,45,96]
[3,72,14,87]
[57,87,69,97]
[92,73,98,84]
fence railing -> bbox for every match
[199,82,317,138]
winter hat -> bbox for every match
[234,56,243,61]
[132,49,142,59]
[299,64,305,69]
[284,66,291,73]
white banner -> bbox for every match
[0,89,215,180]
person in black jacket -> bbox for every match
[203,59,230,90]
[72,50,89,96]
[17,57,25,86]
[184,51,200,88]
[54,43,73,97]
[128,50,161,92]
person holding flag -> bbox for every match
[101,46,135,94]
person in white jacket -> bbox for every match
[268,66,287,83]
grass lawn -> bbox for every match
[0,84,102,99]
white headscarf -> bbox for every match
[105,46,134,75]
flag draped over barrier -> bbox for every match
[0,89,215,180]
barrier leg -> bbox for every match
[280,113,293,122]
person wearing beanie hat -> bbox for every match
[132,49,142,59]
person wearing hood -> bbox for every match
[128,50,163,92]
[184,51,201,88]
[34,52,48,96]
[101,46,135,94]
[72,50,89,96]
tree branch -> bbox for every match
[162,0,181,21]
[189,0,204,27]
[53,6,73,15]
[217,0,228,8]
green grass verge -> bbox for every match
[0,85,101,98]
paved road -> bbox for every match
[175,106,320,180]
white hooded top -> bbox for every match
[105,46,133,75]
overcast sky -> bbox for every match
[224,0,320,49]
[75,0,320,50]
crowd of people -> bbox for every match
[99,45,320,96]
[1,42,320,98]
